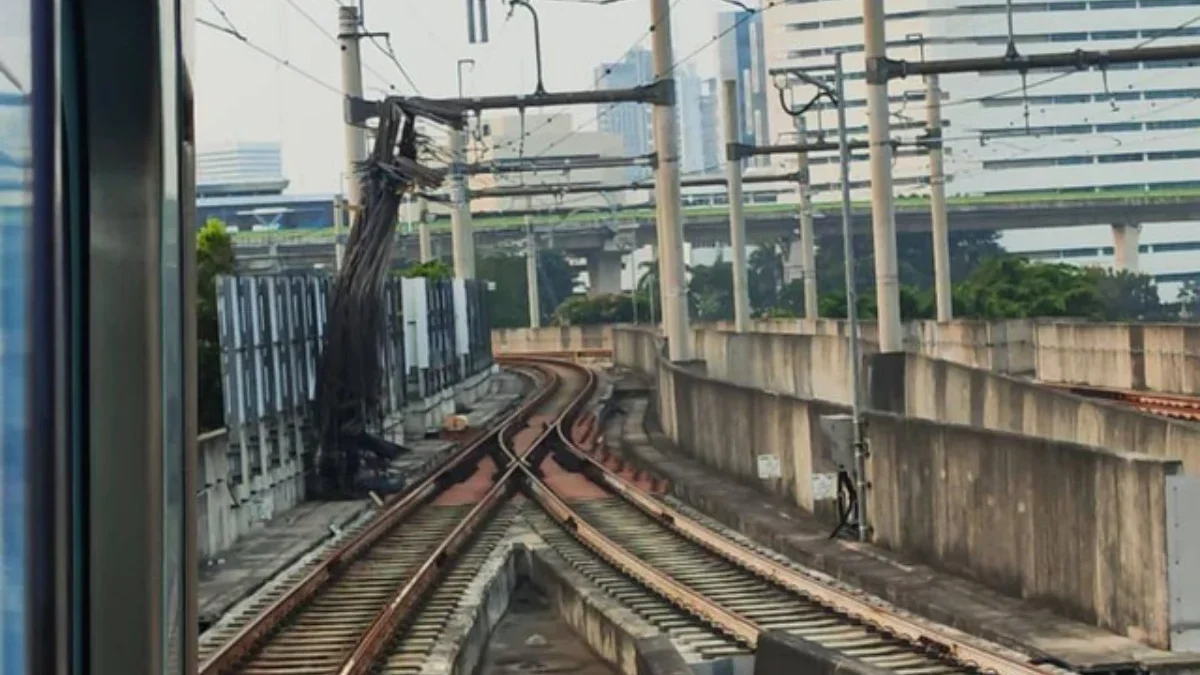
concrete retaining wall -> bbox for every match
[867,411,1181,648]
[196,429,305,562]
[649,340,850,521]
[693,329,858,406]
[492,325,614,353]
[733,317,1200,395]
[613,326,1186,649]
[869,351,1200,476]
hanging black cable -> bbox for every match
[311,100,446,498]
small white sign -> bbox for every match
[756,455,782,479]
[812,473,838,501]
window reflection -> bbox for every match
[0,0,32,670]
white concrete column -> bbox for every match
[587,251,624,296]
[1112,223,1142,273]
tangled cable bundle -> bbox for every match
[312,100,448,498]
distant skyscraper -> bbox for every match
[677,65,709,176]
[596,49,655,179]
[698,79,721,174]
[718,10,770,166]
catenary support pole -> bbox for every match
[863,0,903,352]
[649,0,692,360]
[338,5,367,214]
[926,74,952,322]
[721,79,751,333]
[795,115,819,319]
[417,197,432,262]
[835,52,868,543]
[449,126,475,278]
[525,197,541,328]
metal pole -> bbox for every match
[449,126,475,278]
[835,53,868,543]
[417,197,433,262]
[721,78,751,333]
[863,0,903,352]
[795,115,819,319]
[333,196,346,270]
[338,5,367,213]
[525,197,541,328]
[649,0,692,360]
[925,74,952,322]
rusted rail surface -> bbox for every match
[331,356,598,675]
[198,367,559,675]
[1045,382,1200,421]
[509,358,1057,675]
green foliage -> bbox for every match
[552,293,641,326]
[477,250,577,328]
[197,218,235,432]
[399,259,453,280]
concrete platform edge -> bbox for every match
[753,630,893,675]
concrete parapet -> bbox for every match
[492,325,615,353]
[196,429,305,562]
[866,411,1182,649]
[869,351,1200,475]
[693,329,859,406]
[656,353,849,520]
[753,630,891,675]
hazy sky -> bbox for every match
[194,0,738,193]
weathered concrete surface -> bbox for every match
[868,411,1182,649]
[753,631,890,675]
[526,544,661,675]
[492,325,615,354]
[634,636,694,675]
[474,583,622,675]
[604,393,1195,672]
[692,329,858,406]
[197,429,305,562]
[710,317,1200,396]
[868,351,1200,475]
[197,500,369,627]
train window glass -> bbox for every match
[0,0,32,671]
[158,0,186,670]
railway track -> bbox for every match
[1047,382,1200,421]
[200,357,1057,675]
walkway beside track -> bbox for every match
[197,371,527,629]
[603,374,1192,674]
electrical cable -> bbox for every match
[312,100,445,497]
[196,17,343,95]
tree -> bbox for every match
[687,259,735,321]
[399,259,452,280]
[552,293,637,325]
[1179,280,1200,320]
[1092,269,1175,321]
[477,250,577,328]
[197,218,235,432]
[952,256,1105,319]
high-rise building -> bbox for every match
[467,112,627,211]
[677,65,721,176]
[596,49,655,179]
[761,0,1200,297]
[718,10,772,166]
[197,141,289,198]
[699,78,722,174]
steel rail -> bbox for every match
[1041,382,1200,421]
[332,356,597,675]
[492,357,762,646]
[551,403,1055,675]
[198,367,559,675]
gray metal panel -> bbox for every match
[1167,474,1200,652]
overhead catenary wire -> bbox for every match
[197,16,344,95]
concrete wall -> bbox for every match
[613,326,1185,649]
[869,352,1200,476]
[492,325,614,353]
[692,329,858,406]
[196,429,304,562]
[867,412,1181,648]
[733,317,1200,395]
